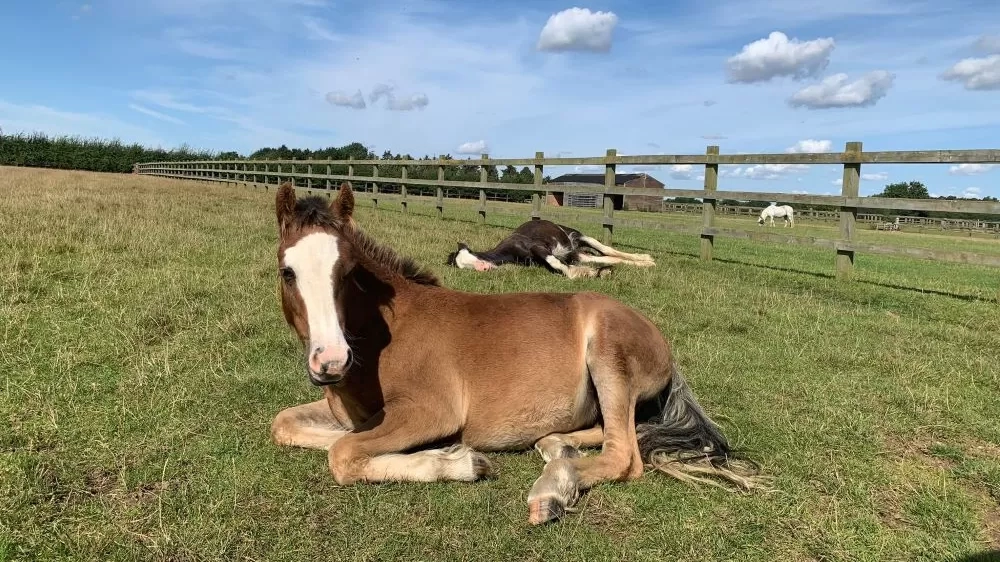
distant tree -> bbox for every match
[517,166,534,184]
[873,181,929,199]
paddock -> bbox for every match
[3,166,999,561]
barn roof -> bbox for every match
[547,173,657,185]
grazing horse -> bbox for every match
[758,204,795,227]
[270,181,767,525]
[445,219,655,279]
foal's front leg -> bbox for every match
[327,405,494,485]
[271,398,351,450]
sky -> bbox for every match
[1,0,999,198]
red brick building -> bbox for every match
[545,173,665,211]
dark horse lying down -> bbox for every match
[446,219,655,279]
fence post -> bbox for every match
[307,157,313,191]
[603,148,616,244]
[347,157,354,187]
[436,158,445,218]
[401,166,408,212]
[700,145,720,261]
[326,162,331,190]
[372,162,380,208]
[478,153,488,224]
[532,151,543,220]
[836,141,862,280]
[275,163,281,187]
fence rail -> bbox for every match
[136,142,1000,280]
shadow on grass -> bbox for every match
[955,551,1000,562]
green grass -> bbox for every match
[2,166,999,561]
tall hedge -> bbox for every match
[0,131,217,173]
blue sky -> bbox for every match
[1,0,999,197]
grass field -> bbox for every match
[2,166,999,562]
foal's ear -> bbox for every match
[332,181,355,222]
[276,181,296,234]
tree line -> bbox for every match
[248,144,541,203]
[2,131,995,217]
[0,132,541,203]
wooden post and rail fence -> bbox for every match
[135,142,1000,280]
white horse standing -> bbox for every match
[758,204,795,228]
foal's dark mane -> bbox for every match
[291,196,440,287]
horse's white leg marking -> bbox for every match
[271,399,350,451]
[362,445,490,482]
[544,255,598,279]
[578,235,654,265]
[283,232,350,374]
[275,425,349,450]
[527,459,580,524]
[577,254,627,267]
[534,426,605,463]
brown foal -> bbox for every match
[270,181,767,525]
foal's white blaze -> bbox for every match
[283,232,350,375]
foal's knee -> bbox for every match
[328,443,362,485]
[270,408,299,446]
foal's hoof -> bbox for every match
[528,496,567,525]
[471,452,496,480]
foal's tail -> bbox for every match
[636,362,771,493]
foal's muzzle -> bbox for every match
[306,344,349,386]
[308,369,345,386]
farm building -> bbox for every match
[544,173,665,211]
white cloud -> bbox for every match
[669,164,696,180]
[832,178,843,186]
[974,35,1000,54]
[325,90,366,109]
[963,187,982,198]
[537,8,618,53]
[725,31,835,83]
[701,134,727,140]
[861,172,888,181]
[948,163,995,175]
[456,140,489,155]
[369,84,393,104]
[721,163,809,180]
[303,16,342,42]
[164,28,246,60]
[788,71,895,109]
[128,103,186,125]
[785,139,832,153]
[72,3,92,19]
[792,189,809,194]
[940,55,1000,91]
[131,90,221,114]
[386,93,429,111]
[366,84,429,111]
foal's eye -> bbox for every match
[280,267,296,284]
